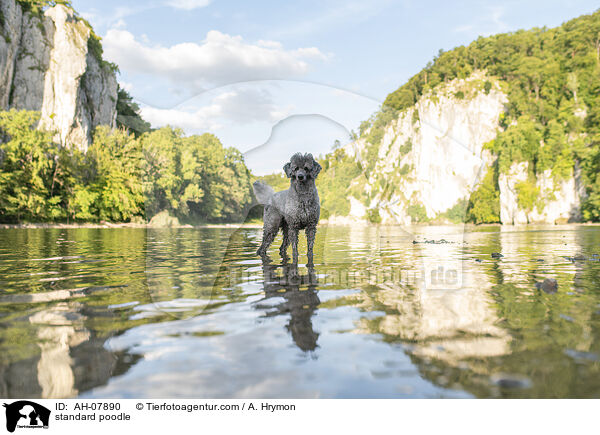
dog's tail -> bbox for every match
[253,180,275,205]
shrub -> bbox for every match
[366,208,382,223]
[466,168,500,224]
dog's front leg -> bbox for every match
[306,226,316,267]
[288,226,299,265]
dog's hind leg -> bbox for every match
[279,221,290,260]
[257,229,276,257]
[306,225,317,267]
[257,207,280,257]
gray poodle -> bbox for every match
[253,153,322,265]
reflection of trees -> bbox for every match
[478,227,600,397]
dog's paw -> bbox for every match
[287,266,299,281]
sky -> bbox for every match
[71,0,599,174]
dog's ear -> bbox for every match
[283,161,292,178]
[309,155,322,178]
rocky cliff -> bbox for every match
[498,161,585,224]
[344,71,504,224]
[336,71,586,225]
[0,0,117,151]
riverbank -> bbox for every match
[0,222,265,229]
[1,221,599,230]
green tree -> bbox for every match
[0,110,66,222]
[316,148,364,217]
[141,127,253,223]
[467,168,500,224]
[70,126,144,222]
[116,87,151,137]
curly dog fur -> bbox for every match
[253,153,321,265]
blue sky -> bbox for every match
[72,0,599,174]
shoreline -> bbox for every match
[1,221,599,230]
[0,222,263,229]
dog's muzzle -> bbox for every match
[296,171,306,181]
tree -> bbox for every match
[116,87,151,137]
[0,110,66,222]
[467,168,500,224]
[140,127,253,223]
[70,126,144,222]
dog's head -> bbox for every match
[283,153,322,182]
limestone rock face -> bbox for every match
[0,1,117,151]
[498,162,529,225]
[342,70,586,224]
[346,71,507,224]
[499,161,585,225]
[528,165,586,223]
[0,0,22,109]
[10,11,54,110]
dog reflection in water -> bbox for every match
[254,258,320,353]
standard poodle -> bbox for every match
[253,153,321,265]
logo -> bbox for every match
[3,401,50,433]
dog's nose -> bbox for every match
[297,172,305,181]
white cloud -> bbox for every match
[119,81,134,92]
[112,18,127,29]
[165,0,211,10]
[453,5,509,36]
[79,1,211,34]
[490,6,509,33]
[141,106,222,130]
[453,24,474,33]
[269,0,392,39]
[140,88,291,131]
[103,29,326,93]
[166,0,211,11]
[209,88,291,123]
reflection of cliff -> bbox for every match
[329,224,516,396]
[0,302,138,398]
[314,224,512,365]
[30,303,89,398]
[495,225,584,286]
[355,257,510,365]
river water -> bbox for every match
[0,225,599,398]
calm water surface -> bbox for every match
[1,225,599,398]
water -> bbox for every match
[0,224,599,398]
